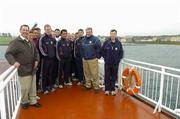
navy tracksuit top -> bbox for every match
[101,38,124,65]
[75,36,84,58]
[39,33,56,59]
[56,38,72,60]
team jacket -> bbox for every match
[39,33,56,59]
[56,37,72,60]
[101,38,123,65]
[81,35,101,59]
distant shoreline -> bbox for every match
[1,42,180,46]
[0,36,180,46]
[131,41,180,45]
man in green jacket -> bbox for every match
[5,24,41,109]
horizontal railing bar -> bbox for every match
[0,66,15,80]
[164,73,180,79]
[123,62,180,79]
[0,68,17,92]
[99,59,180,79]
[123,58,180,72]
[122,62,162,73]
[122,63,180,81]
[161,105,180,118]
[137,93,158,105]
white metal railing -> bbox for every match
[98,58,180,118]
[0,66,21,119]
[1,59,179,118]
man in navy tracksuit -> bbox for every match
[56,29,72,88]
[74,29,84,85]
[69,34,77,81]
[39,24,56,94]
[81,27,101,93]
[51,30,59,88]
[101,29,123,96]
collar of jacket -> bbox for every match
[80,36,84,39]
[85,35,93,39]
[108,37,118,42]
[19,35,30,43]
[61,37,66,41]
[44,33,52,38]
[77,36,84,41]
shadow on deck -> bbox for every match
[16,85,172,119]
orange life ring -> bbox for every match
[122,67,142,96]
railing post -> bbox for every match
[0,79,7,119]
[117,61,123,89]
[153,67,165,113]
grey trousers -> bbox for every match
[19,75,37,105]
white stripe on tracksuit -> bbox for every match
[39,34,48,56]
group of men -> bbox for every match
[5,24,124,109]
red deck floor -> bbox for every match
[16,85,173,119]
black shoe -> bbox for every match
[31,102,41,108]
[94,89,100,94]
[21,103,29,109]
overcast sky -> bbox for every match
[0,0,180,36]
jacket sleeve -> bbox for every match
[56,41,61,61]
[101,41,107,58]
[118,42,124,62]
[95,37,102,59]
[34,45,40,62]
[79,39,84,58]
[5,41,17,65]
[39,36,48,56]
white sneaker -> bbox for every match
[51,88,56,92]
[111,91,116,96]
[77,82,82,86]
[43,90,49,95]
[67,82,73,86]
[54,84,58,88]
[59,85,63,88]
[72,78,77,81]
[36,96,40,100]
[72,73,75,76]
[104,91,110,95]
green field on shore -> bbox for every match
[0,36,13,45]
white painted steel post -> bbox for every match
[0,79,7,119]
[118,61,124,89]
[158,67,165,112]
[153,67,165,113]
